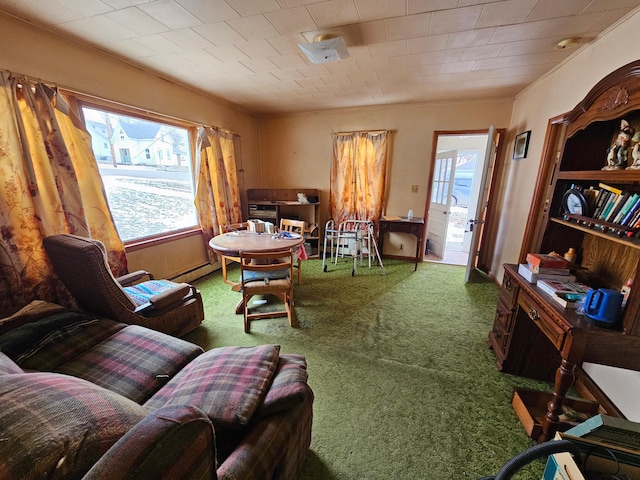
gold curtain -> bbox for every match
[0,72,126,312]
[194,126,242,264]
[329,131,389,224]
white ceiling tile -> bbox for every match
[429,5,483,35]
[240,57,278,72]
[446,28,493,48]
[408,0,458,15]
[138,0,202,29]
[226,14,281,40]
[354,0,406,22]
[267,34,308,55]
[101,38,158,57]
[527,0,595,22]
[265,6,318,36]
[306,0,360,29]
[192,21,247,45]
[161,28,215,49]
[368,40,407,58]
[476,0,537,28]
[407,34,448,53]
[204,44,251,62]
[59,15,139,42]
[245,71,279,83]
[385,12,431,40]
[102,0,153,9]
[340,20,387,45]
[105,7,170,36]
[235,39,280,58]
[0,0,83,24]
[55,0,113,17]
[225,0,280,16]
[535,12,605,38]
[459,43,504,61]
[176,0,239,23]
[178,49,224,67]
[132,34,184,54]
[267,53,309,69]
[488,21,546,43]
[498,37,559,57]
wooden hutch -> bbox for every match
[488,61,640,442]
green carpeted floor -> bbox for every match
[184,258,554,479]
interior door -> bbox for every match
[427,150,456,258]
[465,127,496,282]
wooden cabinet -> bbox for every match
[491,61,640,442]
[522,60,640,336]
[247,189,321,258]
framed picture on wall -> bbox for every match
[513,130,531,159]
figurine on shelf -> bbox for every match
[603,119,635,170]
[627,131,640,169]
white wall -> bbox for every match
[501,8,640,421]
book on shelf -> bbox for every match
[606,192,630,222]
[598,182,623,196]
[551,291,588,309]
[527,263,571,275]
[537,279,591,297]
[517,263,576,284]
[525,252,568,269]
[613,193,639,223]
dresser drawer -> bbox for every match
[500,269,519,307]
[518,291,566,350]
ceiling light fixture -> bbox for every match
[555,37,581,50]
[298,34,350,64]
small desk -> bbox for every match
[491,264,640,442]
[378,217,425,271]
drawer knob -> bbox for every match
[504,277,512,291]
[528,307,540,321]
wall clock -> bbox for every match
[562,188,589,216]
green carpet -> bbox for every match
[185,259,554,479]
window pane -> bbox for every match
[82,106,198,242]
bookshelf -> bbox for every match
[246,188,321,258]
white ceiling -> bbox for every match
[2,0,639,115]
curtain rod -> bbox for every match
[333,130,392,135]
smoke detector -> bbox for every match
[555,38,581,50]
[298,34,350,64]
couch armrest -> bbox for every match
[116,270,153,286]
[133,284,194,314]
[83,405,217,480]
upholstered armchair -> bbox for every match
[43,234,204,336]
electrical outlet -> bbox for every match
[400,243,404,250]
[411,185,419,193]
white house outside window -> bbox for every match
[82,106,198,242]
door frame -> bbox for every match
[422,128,505,273]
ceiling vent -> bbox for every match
[298,34,350,64]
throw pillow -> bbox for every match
[0,351,23,375]
[0,372,146,479]
[145,344,280,431]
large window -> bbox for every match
[81,106,198,242]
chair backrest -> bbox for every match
[219,222,249,233]
[239,249,294,285]
[43,234,136,317]
[279,218,305,235]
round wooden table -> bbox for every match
[209,231,304,314]
[209,231,304,257]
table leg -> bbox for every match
[539,358,577,442]
[235,298,244,314]
[414,236,422,271]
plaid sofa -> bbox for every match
[0,301,314,480]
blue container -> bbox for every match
[584,288,623,326]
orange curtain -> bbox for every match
[329,131,389,224]
[194,126,242,264]
[0,72,126,312]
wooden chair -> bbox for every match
[218,222,249,285]
[279,218,305,284]
[239,248,294,333]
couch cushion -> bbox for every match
[0,308,126,371]
[0,372,146,480]
[0,300,66,335]
[253,353,309,421]
[0,351,23,375]
[145,344,280,431]
[56,325,204,404]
